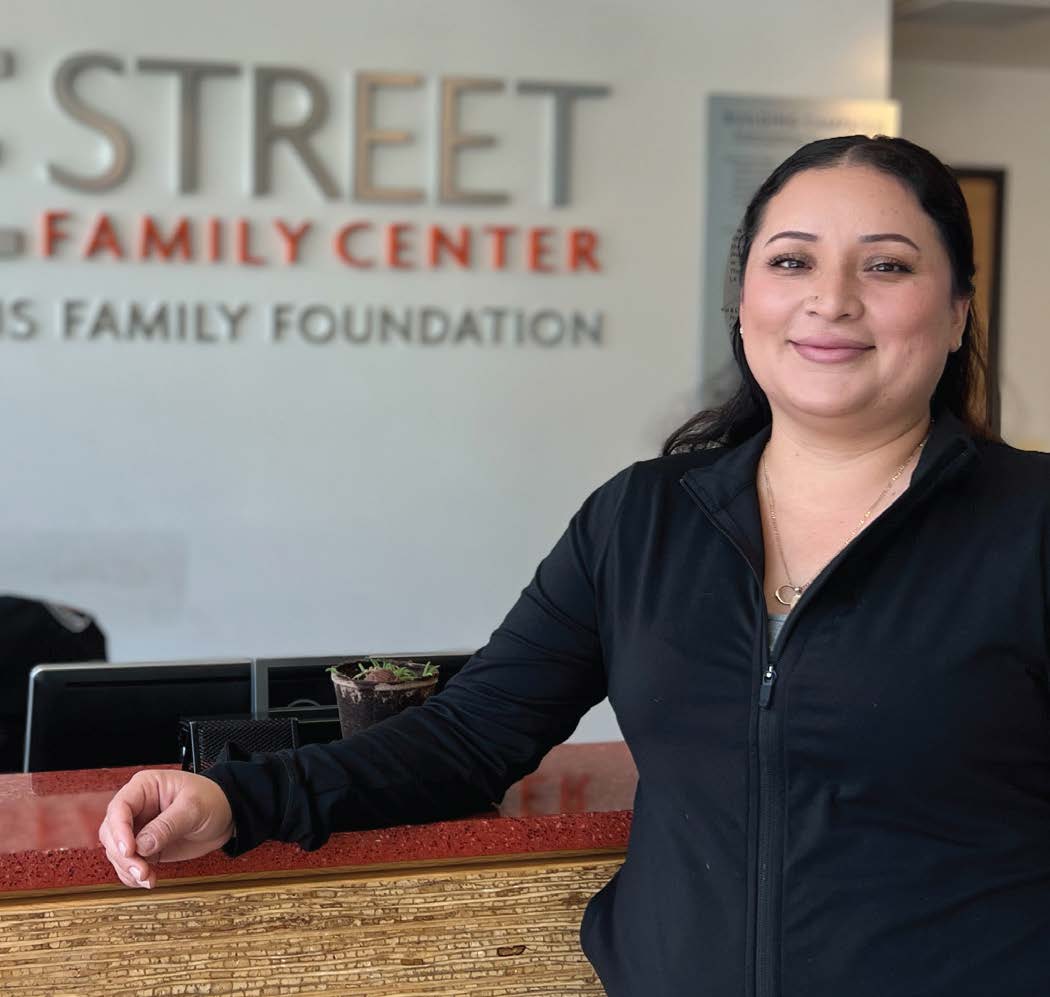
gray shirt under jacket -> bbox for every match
[768,612,788,655]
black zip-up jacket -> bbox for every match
[202,410,1050,996]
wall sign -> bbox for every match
[0,50,612,349]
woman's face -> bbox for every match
[738,164,970,432]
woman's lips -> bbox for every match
[791,341,873,364]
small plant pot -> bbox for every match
[328,658,439,738]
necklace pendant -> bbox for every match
[774,584,802,608]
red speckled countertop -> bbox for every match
[0,741,637,898]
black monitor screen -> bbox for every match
[24,659,252,772]
[262,655,345,711]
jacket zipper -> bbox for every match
[759,664,777,708]
[755,653,780,997]
[679,478,780,997]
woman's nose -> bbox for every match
[805,269,863,320]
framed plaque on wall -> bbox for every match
[951,167,1005,435]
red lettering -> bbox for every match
[426,225,471,268]
[526,227,555,273]
[274,219,312,264]
[559,773,590,812]
[568,228,600,272]
[41,210,71,257]
[334,222,375,268]
[483,225,514,270]
[83,214,124,259]
[34,214,594,273]
[234,218,264,266]
[385,223,413,269]
[138,215,191,261]
[518,775,540,816]
[205,217,222,262]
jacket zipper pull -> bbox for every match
[759,664,777,709]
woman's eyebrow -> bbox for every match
[858,232,921,251]
[764,230,817,246]
[763,230,921,251]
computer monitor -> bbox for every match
[250,653,347,748]
[23,658,253,773]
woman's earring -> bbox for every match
[738,326,745,339]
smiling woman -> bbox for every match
[99,136,1050,997]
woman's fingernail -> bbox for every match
[119,841,127,857]
[130,866,142,880]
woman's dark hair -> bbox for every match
[662,134,1000,454]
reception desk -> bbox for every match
[0,741,635,995]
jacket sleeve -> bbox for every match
[201,462,635,857]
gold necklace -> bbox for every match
[763,422,933,609]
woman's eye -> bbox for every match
[869,260,913,273]
[768,255,807,270]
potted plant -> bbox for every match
[327,656,440,738]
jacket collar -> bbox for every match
[678,409,980,579]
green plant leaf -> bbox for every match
[328,658,438,682]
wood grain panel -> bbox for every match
[954,168,1005,431]
[0,855,622,996]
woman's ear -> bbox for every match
[957,295,970,340]
[949,295,972,351]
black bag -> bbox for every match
[0,594,107,773]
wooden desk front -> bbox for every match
[0,741,636,995]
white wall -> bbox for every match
[0,0,891,742]
[892,57,1050,451]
